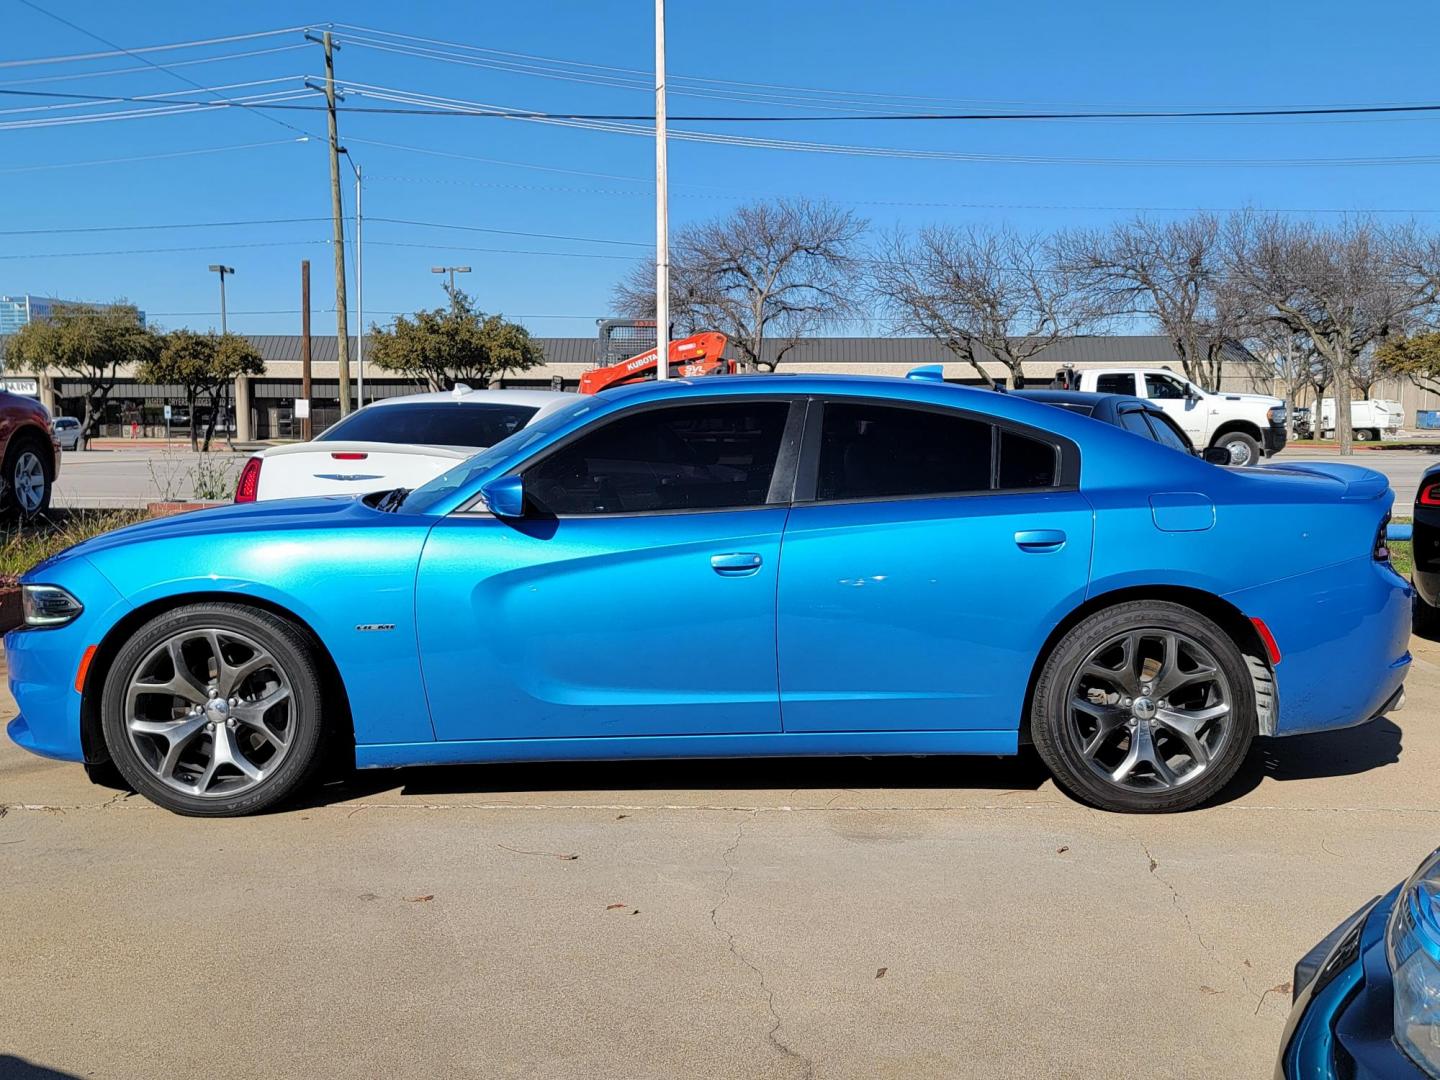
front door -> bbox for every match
[1142,371,1207,444]
[416,398,800,741]
[777,399,1093,733]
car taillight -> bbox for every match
[330,452,368,460]
[1420,481,1440,507]
[1375,513,1391,562]
[234,457,262,503]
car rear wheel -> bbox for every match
[100,603,326,816]
[1355,428,1375,442]
[1213,431,1261,467]
[0,436,51,519]
[1415,589,1440,639]
[1031,601,1255,813]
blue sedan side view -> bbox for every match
[4,373,1412,816]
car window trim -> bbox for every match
[1142,408,1195,452]
[453,394,808,518]
[792,395,1080,509]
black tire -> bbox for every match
[1212,431,1262,467]
[1414,588,1440,639]
[1355,428,1375,443]
[1031,600,1256,813]
[0,433,52,520]
[100,602,327,816]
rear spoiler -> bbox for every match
[1256,461,1390,501]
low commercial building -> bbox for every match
[0,332,1430,439]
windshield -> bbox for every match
[400,394,602,513]
[318,402,540,448]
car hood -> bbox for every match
[26,495,391,578]
[1215,391,1284,409]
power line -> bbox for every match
[0,24,306,69]
[11,83,1440,123]
[0,240,331,260]
[365,240,633,261]
[0,216,330,236]
[0,43,311,88]
[0,136,309,173]
[368,216,647,248]
[12,1,319,140]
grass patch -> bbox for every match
[0,508,149,585]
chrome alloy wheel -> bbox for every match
[1067,629,1233,792]
[1226,441,1254,466]
[124,628,294,798]
[11,450,45,512]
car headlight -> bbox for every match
[1388,846,1440,1076]
[21,583,82,627]
[1268,405,1287,423]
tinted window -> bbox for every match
[1118,409,1154,438]
[1144,373,1188,400]
[817,403,992,500]
[1095,373,1136,394]
[1144,411,1193,452]
[318,402,540,448]
[998,430,1058,489]
[526,402,789,514]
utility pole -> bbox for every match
[300,259,313,442]
[316,30,352,417]
[355,162,364,408]
[654,0,669,380]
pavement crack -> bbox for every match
[709,811,815,1080]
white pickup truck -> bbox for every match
[1318,398,1404,442]
[1054,367,1287,466]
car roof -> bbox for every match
[366,388,573,409]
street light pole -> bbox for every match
[430,265,471,293]
[355,162,364,407]
[654,0,669,381]
[207,264,235,334]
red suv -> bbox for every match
[0,392,60,518]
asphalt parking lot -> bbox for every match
[2,633,1437,1080]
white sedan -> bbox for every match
[234,387,574,503]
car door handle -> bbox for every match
[1014,530,1066,553]
[711,552,763,576]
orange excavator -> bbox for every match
[578,331,737,394]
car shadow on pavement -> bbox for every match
[307,748,1054,806]
[1209,717,1404,806]
[0,1056,85,1080]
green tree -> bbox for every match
[369,286,544,390]
[1376,331,1440,396]
[140,330,264,451]
[6,300,156,442]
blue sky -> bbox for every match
[3,0,1439,338]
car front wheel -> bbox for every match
[1030,601,1255,813]
[0,437,51,519]
[1213,431,1261,467]
[100,603,327,816]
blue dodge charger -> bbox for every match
[4,373,1412,816]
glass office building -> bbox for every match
[0,295,146,334]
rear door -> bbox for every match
[776,398,1093,733]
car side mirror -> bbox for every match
[479,474,525,518]
[1186,390,1201,405]
[1202,447,1231,466]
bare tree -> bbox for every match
[613,197,866,369]
[1060,213,1256,391]
[1225,214,1427,455]
[868,225,1100,388]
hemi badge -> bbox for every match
[355,623,395,633]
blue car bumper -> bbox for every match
[1277,885,1428,1079]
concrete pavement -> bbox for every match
[2,639,1437,1079]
